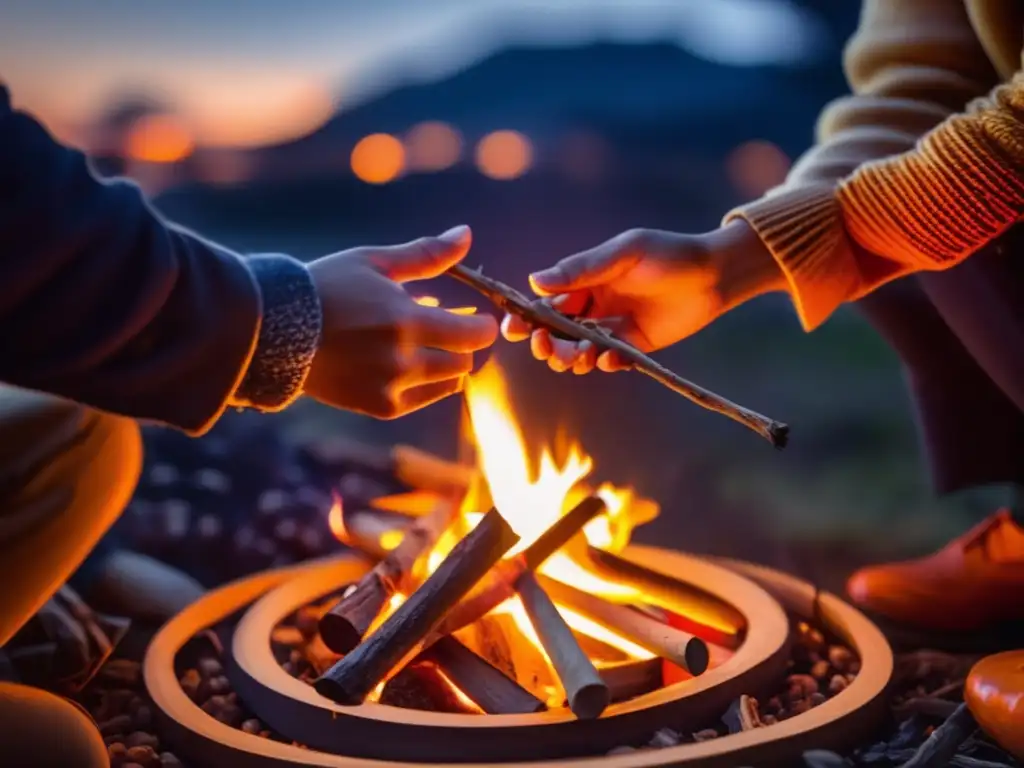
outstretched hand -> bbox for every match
[305,225,498,418]
[502,220,784,373]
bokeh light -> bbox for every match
[405,121,462,172]
[124,114,194,164]
[475,130,533,180]
[351,133,406,184]
[726,140,791,198]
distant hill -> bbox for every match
[254,40,848,178]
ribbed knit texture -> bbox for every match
[840,75,1024,269]
[724,0,1023,330]
[725,186,862,330]
[232,255,322,412]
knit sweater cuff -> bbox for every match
[723,185,862,331]
[837,104,1024,270]
[232,255,322,412]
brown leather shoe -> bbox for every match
[846,510,1024,631]
[965,650,1024,759]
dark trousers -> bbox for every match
[856,227,1024,494]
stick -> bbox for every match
[370,490,447,517]
[391,444,475,496]
[424,636,546,714]
[335,508,409,560]
[538,576,710,675]
[315,508,519,704]
[899,703,977,768]
[597,658,663,703]
[585,548,746,649]
[522,496,606,570]
[320,502,454,653]
[516,572,609,720]
[447,264,789,448]
[430,496,607,639]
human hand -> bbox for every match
[502,220,784,373]
[305,225,498,418]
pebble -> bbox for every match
[108,743,128,761]
[811,659,831,680]
[803,750,848,767]
[159,753,184,767]
[692,728,720,742]
[787,674,819,699]
[607,746,637,756]
[126,745,158,764]
[99,714,133,737]
[125,731,159,749]
[197,656,223,678]
[241,718,263,734]
[194,468,232,494]
[179,669,202,702]
[648,728,681,748]
[828,674,848,695]
[827,646,856,674]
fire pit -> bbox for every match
[142,360,893,766]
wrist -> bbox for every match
[706,219,787,309]
[232,254,323,412]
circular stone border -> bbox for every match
[145,548,892,767]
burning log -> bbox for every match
[585,548,746,649]
[522,496,606,570]
[423,636,546,715]
[333,508,407,560]
[320,502,455,653]
[430,496,609,639]
[391,445,475,497]
[598,658,663,703]
[446,263,789,448]
[516,572,609,720]
[315,508,519,705]
[370,490,447,517]
[538,576,710,676]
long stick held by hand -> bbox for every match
[447,264,789,448]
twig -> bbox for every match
[447,264,789,448]
[899,703,977,768]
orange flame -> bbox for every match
[327,495,345,541]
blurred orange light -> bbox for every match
[125,114,194,164]
[726,140,791,198]
[405,121,462,172]
[475,130,532,180]
[351,133,405,184]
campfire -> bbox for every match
[313,358,724,719]
[120,355,897,765]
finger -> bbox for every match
[501,313,532,342]
[597,350,632,372]
[528,233,644,296]
[550,292,593,316]
[547,337,578,372]
[573,341,598,375]
[397,377,465,417]
[405,348,473,386]
[371,225,473,283]
[530,329,553,361]
[410,304,498,352]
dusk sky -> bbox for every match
[1,0,825,147]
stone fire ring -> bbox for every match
[145,547,893,767]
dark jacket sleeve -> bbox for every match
[0,85,321,433]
